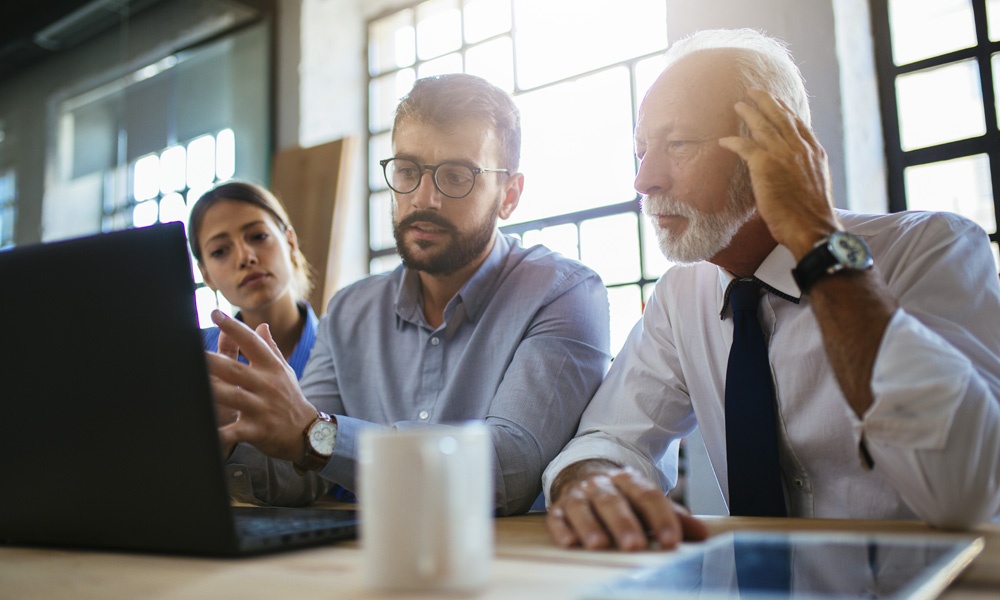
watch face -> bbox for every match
[308,420,337,456]
[829,232,873,269]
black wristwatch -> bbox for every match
[792,231,873,294]
[293,411,337,475]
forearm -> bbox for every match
[862,310,1000,527]
[226,443,329,506]
[807,268,898,417]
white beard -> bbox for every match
[641,164,756,264]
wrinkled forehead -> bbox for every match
[636,50,743,140]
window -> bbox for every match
[0,168,15,249]
[872,0,1000,269]
[50,22,271,326]
[123,130,238,326]
[366,0,671,355]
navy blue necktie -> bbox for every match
[725,278,787,517]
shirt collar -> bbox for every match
[393,231,508,328]
[717,243,801,319]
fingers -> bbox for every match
[255,323,285,364]
[548,468,690,552]
[611,470,683,549]
[211,310,279,366]
[675,503,711,542]
[217,328,239,361]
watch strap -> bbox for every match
[792,238,836,294]
[293,411,335,474]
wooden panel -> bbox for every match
[271,137,356,315]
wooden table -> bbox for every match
[2,512,998,599]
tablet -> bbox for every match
[582,530,983,600]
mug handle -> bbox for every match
[417,436,451,581]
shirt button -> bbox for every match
[430,337,440,346]
[794,478,804,488]
[418,410,430,420]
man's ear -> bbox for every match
[498,172,524,220]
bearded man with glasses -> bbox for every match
[205,73,611,515]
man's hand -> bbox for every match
[206,309,318,462]
[545,460,709,551]
[718,88,840,259]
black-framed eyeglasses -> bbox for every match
[379,157,509,199]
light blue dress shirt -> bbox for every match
[227,234,611,515]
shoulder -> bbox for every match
[326,269,400,308]
[502,240,605,300]
[841,209,985,245]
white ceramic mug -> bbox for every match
[359,423,493,591]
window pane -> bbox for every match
[216,129,236,181]
[369,191,395,251]
[888,0,976,65]
[133,154,159,201]
[991,242,999,271]
[370,254,402,274]
[514,67,636,224]
[514,0,667,89]
[159,145,186,194]
[641,212,673,280]
[580,212,640,285]
[417,52,463,78]
[133,199,159,227]
[370,69,416,134]
[369,9,415,76]
[186,134,216,190]
[465,0,511,43]
[895,60,985,151]
[522,223,579,259]
[466,37,515,92]
[991,0,1000,41]
[416,0,462,61]
[607,284,643,357]
[369,132,393,189]
[994,53,1000,123]
[905,154,996,234]
[635,54,666,113]
[159,192,188,225]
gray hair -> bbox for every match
[662,28,811,128]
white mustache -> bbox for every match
[640,194,698,221]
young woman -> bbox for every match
[188,181,318,379]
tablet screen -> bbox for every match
[583,531,983,600]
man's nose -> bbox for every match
[633,153,672,197]
[408,169,442,210]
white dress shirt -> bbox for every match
[544,210,1000,528]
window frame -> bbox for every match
[871,0,1000,248]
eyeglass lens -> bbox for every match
[384,158,477,198]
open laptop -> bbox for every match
[0,222,357,556]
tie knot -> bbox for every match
[728,279,760,312]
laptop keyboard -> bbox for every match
[232,507,358,542]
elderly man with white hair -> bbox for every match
[543,28,1000,551]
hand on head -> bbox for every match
[206,309,318,461]
[545,460,709,551]
[718,88,841,259]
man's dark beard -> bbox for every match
[393,205,499,275]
